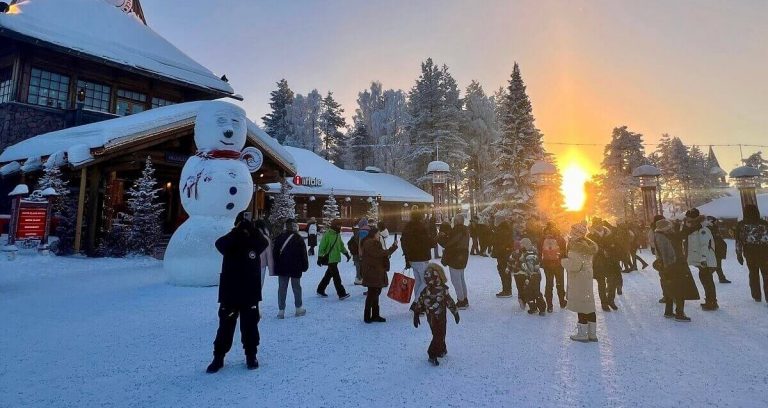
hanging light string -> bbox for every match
[337,140,768,149]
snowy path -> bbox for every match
[1,243,767,407]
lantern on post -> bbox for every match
[427,160,450,224]
[632,164,662,225]
[729,166,761,217]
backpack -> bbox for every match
[541,237,561,262]
[347,233,359,256]
[741,224,768,247]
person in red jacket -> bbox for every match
[539,222,568,312]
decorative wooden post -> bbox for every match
[427,160,450,224]
[530,160,558,221]
[632,164,662,225]
[729,166,761,218]
[73,167,88,253]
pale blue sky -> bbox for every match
[143,0,768,173]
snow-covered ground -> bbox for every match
[1,239,766,408]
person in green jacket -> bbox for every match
[316,219,351,300]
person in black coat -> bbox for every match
[443,214,470,308]
[206,214,268,373]
[402,206,436,300]
[492,218,515,298]
[273,219,309,319]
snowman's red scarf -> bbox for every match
[182,149,242,199]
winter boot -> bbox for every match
[371,305,386,322]
[601,304,611,312]
[587,322,598,342]
[277,310,285,319]
[295,307,306,317]
[701,302,719,311]
[206,355,225,373]
[496,290,513,298]
[246,355,259,370]
[518,298,527,309]
[719,278,732,284]
[429,357,440,366]
[545,296,554,313]
[364,307,372,324]
[339,293,351,300]
[674,313,691,322]
[570,323,590,342]
[317,291,328,298]
[559,296,567,309]
[608,301,619,311]
[527,301,538,314]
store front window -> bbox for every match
[116,89,147,116]
[76,80,112,112]
[27,68,70,108]
[0,67,12,103]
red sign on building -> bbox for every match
[15,205,49,240]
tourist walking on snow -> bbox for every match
[353,218,371,285]
[254,219,274,293]
[561,223,599,342]
[306,217,318,256]
[411,263,460,366]
[469,217,480,255]
[402,206,436,300]
[735,204,768,303]
[705,216,731,284]
[316,219,351,300]
[654,218,699,322]
[207,215,268,373]
[588,219,621,312]
[273,219,309,319]
[493,217,515,298]
[510,238,546,316]
[539,222,567,312]
[441,214,470,309]
[682,209,719,310]
[361,228,399,323]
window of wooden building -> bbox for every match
[76,80,112,112]
[27,68,70,109]
[0,67,11,103]
[116,89,147,116]
[151,96,176,109]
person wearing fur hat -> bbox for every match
[411,263,460,366]
[683,209,719,310]
[561,223,599,342]
[655,217,699,322]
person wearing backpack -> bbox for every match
[539,222,567,313]
[736,204,768,303]
[273,219,309,319]
[316,219,351,300]
[706,216,731,284]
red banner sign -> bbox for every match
[15,206,48,240]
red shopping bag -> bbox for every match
[387,271,415,304]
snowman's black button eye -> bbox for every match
[229,187,237,195]
[226,203,235,210]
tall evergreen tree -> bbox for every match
[35,165,76,255]
[124,157,164,256]
[593,126,646,219]
[319,91,347,165]
[366,198,380,223]
[262,79,295,143]
[462,80,500,214]
[322,193,341,227]
[285,89,323,152]
[654,133,690,215]
[742,151,768,187]
[345,119,371,170]
[484,63,545,227]
[269,181,296,235]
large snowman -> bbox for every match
[165,101,255,286]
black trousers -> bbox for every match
[317,263,348,298]
[364,287,382,319]
[470,237,480,255]
[543,264,566,306]
[746,255,768,302]
[632,251,648,269]
[523,274,545,311]
[665,297,685,315]
[577,312,596,323]
[213,303,260,357]
[595,273,619,305]
[698,267,717,303]
[714,257,728,281]
[497,258,512,293]
[427,313,447,359]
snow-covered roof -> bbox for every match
[696,191,768,220]
[729,166,761,178]
[0,0,233,96]
[346,170,434,203]
[427,160,450,173]
[265,146,374,197]
[0,101,296,174]
[632,164,661,177]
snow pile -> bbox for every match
[347,169,433,203]
[0,0,233,94]
[696,190,768,219]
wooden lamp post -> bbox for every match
[632,164,662,225]
[729,166,761,217]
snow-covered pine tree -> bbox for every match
[285,90,323,152]
[319,91,347,165]
[593,126,646,219]
[268,181,296,235]
[484,62,545,228]
[322,192,341,227]
[35,165,76,255]
[462,80,500,215]
[372,89,411,177]
[262,79,295,143]
[345,119,371,170]
[366,198,379,223]
[124,157,164,256]
[654,134,690,215]
[742,151,768,187]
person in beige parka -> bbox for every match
[561,223,600,343]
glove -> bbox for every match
[737,253,744,265]
[413,314,420,328]
[345,253,351,262]
[454,312,460,324]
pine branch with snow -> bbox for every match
[366,198,380,224]
[269,181,296,234]
[124,157,164,256]
[322,193,341,227]
[36,165,76,255]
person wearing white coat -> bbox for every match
[561,223,600,343]
[683,210,719,310]
[307,218,318,256]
